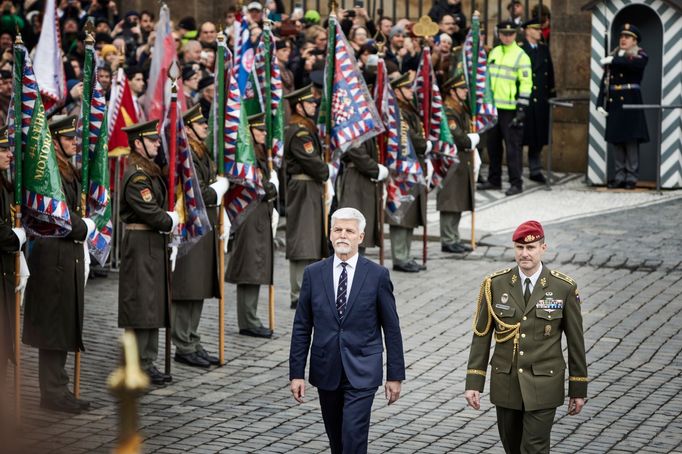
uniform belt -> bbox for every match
[291,174,314,181]
[610,83,640,91]
[125,223,152,231]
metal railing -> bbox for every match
[546,96,589,190]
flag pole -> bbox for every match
[216,33,227,366]
[263,21,275,332]
[12,34,24,423]
[166,63,179,378]
[322,3,337,243]
[374,53,387,266]
[468,12,482,252]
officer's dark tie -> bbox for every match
[524,278,532,304]
[336,262,348,318]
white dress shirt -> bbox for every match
[333,253,359,301]
[519,264,543,295]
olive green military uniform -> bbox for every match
[438,96,475,247]
[284,110,329,305]
[466,266,588,453]
[22,116,90,403]
[337,138,381,249]
[118,122,173,371]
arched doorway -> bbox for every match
[607,4,662,185]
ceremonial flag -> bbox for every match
[374,59,424,223]
[9,45,71,237]
[33,0,67,115]
[107,68,139,154]
[318,16,384,157]
[210,35,231,167]
[463,14,498,133]
[234,19,256,97]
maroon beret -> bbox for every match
[512,220,544,244]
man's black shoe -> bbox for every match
[624,182,636,190]
[442,243,467,253]
[175,352,211,368]
[607,181,624,189]
[409,259,427,271]
[459,242,473,252]
[196,348,220,365]
[239,326,273,338]
[529,173,546,183]
[147,366,172,384]
[477,181,502,190]
[392,261,420,273]
[65,391,91,410]
[505,186,523,196]
[290,299,298,310]
[41,396,82,414]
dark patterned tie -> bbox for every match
[524,278,532,304]
[336,262,348,318]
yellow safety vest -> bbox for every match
[488,43,532,111]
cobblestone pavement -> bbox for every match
[4,198,682,453]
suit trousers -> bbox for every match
[496,405,556,454]
[389,226,413,265]
[39,349,69,400]
[487,109,524,189]
[289,259,315,304]
[612,141,639,185]
[527,144,544,177]
[171,299,204,354]
[236,284,264,331]
[133,328,159,370]
[318,371,378,454]
[439,211,462,245]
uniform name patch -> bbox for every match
[303,140,314,154]
[140,188,153,202]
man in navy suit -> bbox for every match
[289,207,405,454]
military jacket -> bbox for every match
[521,40,555,148]
[284,114,329,260]
[465,265,588,411]
[438,100,474,213]
[118,153,172,329]
[0,181,18,362]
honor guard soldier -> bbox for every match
[226,113,278,338]
[439,72,480,254]
[480,21,532,196]
[597,23,649,189]
[388,73,428,273]
[23,116,96,413]
[283,84,330,309]
[172,105,229,366]
[521,18,555,184]
[465,220,588,453]
[0,127,26,395]
[118,120,179,385]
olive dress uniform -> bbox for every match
[118,122,173,377]
[284,87,329,306]
[439,93,475,250]
[337,139,382,249]
[22,116,90,409]
[466,264,588,453]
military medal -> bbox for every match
[544,325,552,336]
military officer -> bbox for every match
[23,116,96,413]
[464,220,588,453]
[172,105,229,367]
[439,72,480,254]
[388,73,429,273]
[521,18,555,184]
[118,120,179,386]
[283,85,330,309]
[225,113,278,338]
[597,23,649,189]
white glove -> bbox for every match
[12,227,26,249]
[169,246,178,272]
[597,106,608,117]
[166,211,180,233]
[473,148,482,183]
[324,178,334,212]
[382,183,388,210]
[600,56,613,65]
[16,251,29,304]
[425,141,433,154]
[210,176,229,200]
[82,217,96,240]
[617,49,625,57]
[425,160,434,187]
[327,163,338,182]
[269,171,279,193]
[271,208,280,236]
[375,164,389,182]
[467,133,480,150]
[82,241,91,288]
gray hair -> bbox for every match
[331,207,366,233]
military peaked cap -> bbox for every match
[497,21,518,34]
[522,18,542,29]
[620,23,641,42]
[122,119,160,141]
[248,112,267,131]
[0,126,8,147]
[49,115,78,138]
[443,73,467,92]
[390,72,411,89]
[285,84,316,104]
[183,104,207,125]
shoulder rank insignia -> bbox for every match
[551,270,576,285]
[140,188,153,202]
[489,268,512,279]
[132,174,149,184]
[296,130,309,138]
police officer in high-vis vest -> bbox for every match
[479,21,532,196]
[465,220,588,453]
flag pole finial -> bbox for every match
[168,60,180,94]
[14,28,22,45]
[84,20,95,45]
[329,0,338,16]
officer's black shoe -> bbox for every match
[290,299,298,310]
[477,181,502,190]
[624,182,636,190]
[459,242,473,252]
[529,173,546,183]
[40,395,82,414]
[146,366,172,384]
[505,186,523,196]
[408,259,427,271]
[392,261,420,273]
[239,326,273,338]
[196,348,221,366]
[175,352,211,368]
[442,243,467,253]
[65,391,91,410]
[607,180,625,189]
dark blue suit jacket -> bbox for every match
[289,255,405,390]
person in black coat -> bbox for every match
[521,19,555,183]
[597,23,649,189]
